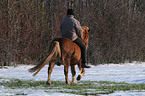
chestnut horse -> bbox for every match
[29,26,90,85]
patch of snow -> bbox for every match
[0,62,145,96]
[102,90,145,96]
[0,87,81,96]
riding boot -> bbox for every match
[82,63,91,68]
[73,38,91,68]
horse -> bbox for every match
[28,26,90,85]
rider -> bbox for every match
[60,9,91,68]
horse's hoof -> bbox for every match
[66,83,70,85]
[77,75,82,81]
[66,82,70,85]
[46,82,51,86]
[72,81,77,84]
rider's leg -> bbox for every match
[73,38,91,68]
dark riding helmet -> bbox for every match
[67,9,74,15]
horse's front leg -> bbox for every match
[71,65,77,84]
[77,62,85,81]
[47,61,55,85]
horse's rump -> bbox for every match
[53,38,81,65]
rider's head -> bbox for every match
[67,9,74,16]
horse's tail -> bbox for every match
[28,41,61,76]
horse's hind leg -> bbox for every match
[64,65,70,84]
[64,59,70,85]
[71,65,77,84]
[47,61,55,85]
[77,63,85,81]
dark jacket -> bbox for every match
[60,15,83,41]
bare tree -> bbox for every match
[0,0,144,66]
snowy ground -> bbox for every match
[0,62,145,96]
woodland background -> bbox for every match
[0,0,145,66]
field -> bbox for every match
[1,62,145,96]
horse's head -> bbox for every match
[81,26,90,45]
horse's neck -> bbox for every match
[82,37,88,45]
